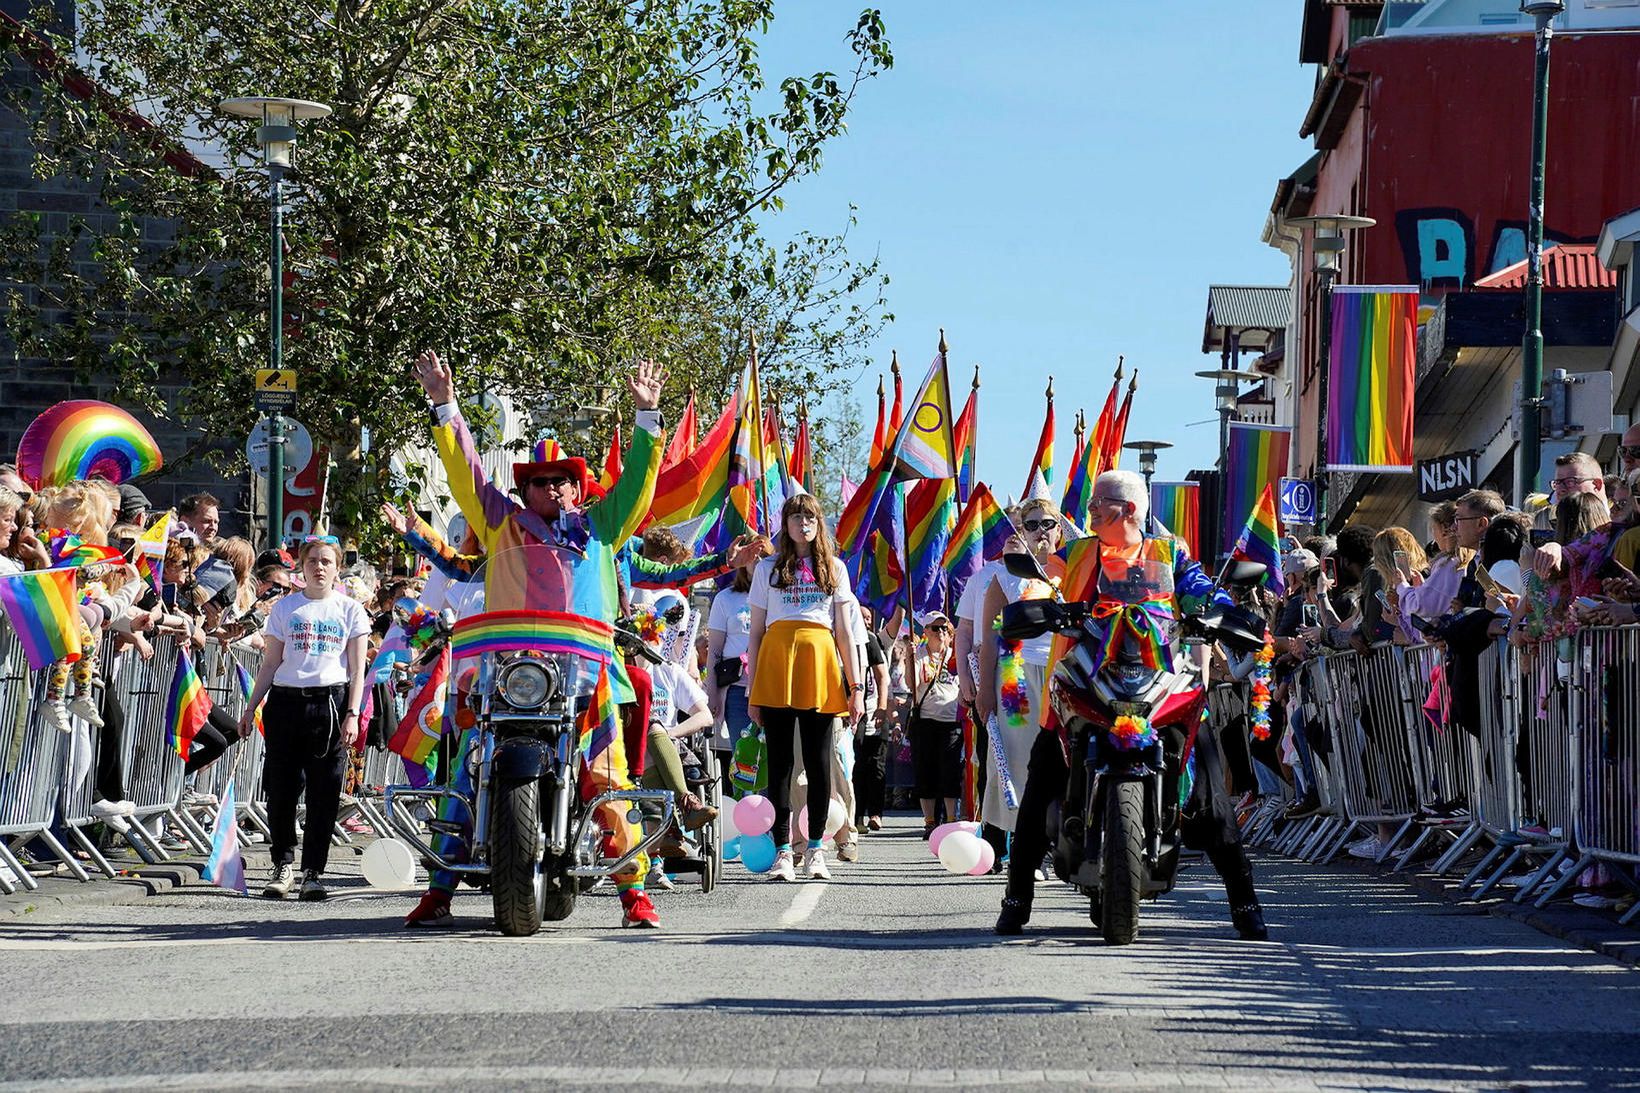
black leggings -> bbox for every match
[184,707,237,775]
[95,683,127,803]
[761,706,833,847]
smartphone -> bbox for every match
[1302,603,1320,629]
[1322,556,1336,581]
[1529,528,1554,547]
[1375,589,1390,609]
[1392,549,1411,577]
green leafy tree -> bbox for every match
[0,0,892,527]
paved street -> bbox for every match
[0,819,1636,1091]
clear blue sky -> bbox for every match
[759,1,1316,494]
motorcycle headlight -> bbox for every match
[497,659,558,710]
[1113,663,1160,696]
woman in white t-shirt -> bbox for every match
[908,611,962,837]
[745,492,863,882]
[240,536,371,903]
[976,498,1061,838]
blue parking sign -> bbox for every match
[1279,478,1316,525]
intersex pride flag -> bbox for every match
[1328,285,1418,474]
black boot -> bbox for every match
[995,896,1031,936]
[1231,903,1268,940]
[1208,844,1267,940]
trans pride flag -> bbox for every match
[203,778,248,895]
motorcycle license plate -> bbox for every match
[1113,702,1146,718]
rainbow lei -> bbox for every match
[1249,631,1275,741]
[1108,712,1156,752]
[998,640,1030,727]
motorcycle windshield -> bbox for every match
[1095,554,1175,610]
[452,545,617,680]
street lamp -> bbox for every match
[1122,440,1172,491]
[1195,369,1264,562]
[1518,0,1565,505]
[217,97,332,551]
[1287,213,1375,527]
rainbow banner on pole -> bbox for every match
[1150,481,1200,562]
[1223,423,1290,557]
[1328,285,1419,474]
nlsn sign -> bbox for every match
[1417,451,1479,503]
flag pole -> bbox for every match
[749,329,769,534]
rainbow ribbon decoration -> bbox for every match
[451,610,613,664]
[1093,601,1171,673]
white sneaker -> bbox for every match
[647,863,675,891]
[263,863,298,898]
[770,849,797,882]
[835,839,859,863]
[45,700,71,734]
[182,789,219,808]
[68,695,103,727]
[89,799,135,820]
[802,847,831,880]
[1346,836,1384,860]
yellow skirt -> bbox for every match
[749,620,847,715]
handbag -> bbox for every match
[713,656,743,689]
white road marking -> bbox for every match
[0,934,591,952]
[777,882,825,926]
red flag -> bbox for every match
[1089,364,1122,476]
[868,376,887,468]
[790,414,811,493]
[662,391,697,472]
[889,358,904,435]
[598,424,623,493]
[1104,372,1137,473]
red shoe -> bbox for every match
[405,889,454,928]
[620,888,661,929]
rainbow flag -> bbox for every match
[0,568,83,671]
[868,376,888,469]
[1222,423,1290,557]
[1230,482,1285,595]
[952,378,978,505]
[597,424,623,493]
[1089,366,1122,476]
[884,350,957,481]
[1025,389,1054,494]
[1328,285,1418,474]
[47,530,126,569]
[234,661,264,736]
[942,482,1013,575]
[165,644,213,759]
[451,611,614,663]
[576,662,619,761]
[661,391,697,473]
[1060,424,1094,530]
[858,529,904,616]
[648,388,739,527]
[905,477,956,614]
[389,646,449,766]
[134,512,171,596]
[1105,373,1136,470]
[836,460,895,556]
[1150,481,1200,562]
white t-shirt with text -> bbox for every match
[748,556,856,628]
[266,592,372,688]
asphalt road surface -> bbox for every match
[1,819,1636,1091]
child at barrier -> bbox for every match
[239,535,371,901]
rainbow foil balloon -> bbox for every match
[16,400,163,489]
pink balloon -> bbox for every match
[733,794,774,838]
[928,822,962,857]
[967,839,997,876]
[795,805,810,841]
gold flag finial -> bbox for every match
[876,374,884,399]
[938,327,948,355]
[1127,367,1139,394]
[1114,354,1125,381]
[890,349,900,378]
[1046,376,1055,401]
[971,364,981,391]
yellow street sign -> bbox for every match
[256,369,297,393]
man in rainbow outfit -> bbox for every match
[405,350,668,929]
[994,469,1267,941]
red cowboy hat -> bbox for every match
[511,456,598,499]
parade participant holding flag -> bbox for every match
[994,469,1268,941]
[407,349,669,929]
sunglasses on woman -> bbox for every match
[1021,518,1058,533]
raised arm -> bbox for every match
[384,501,481,581]
[414,350,515,546]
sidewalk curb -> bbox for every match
[0,859,209,920]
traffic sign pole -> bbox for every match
[266,165,285,552]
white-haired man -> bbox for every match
[995,469,1268,941]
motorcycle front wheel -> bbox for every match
[1100,779,1145,946]
[490,777,548,936]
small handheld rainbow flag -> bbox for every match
[576,662,619,764]
[0,568,83,671]
[234,661,264,736]
[47,530,126,569]
[134,512,171,595]
[1229,482,1285,595]
[389,646,449,766]
[165,644,213,759]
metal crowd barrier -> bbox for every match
[0,628,79,893]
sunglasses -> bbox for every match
[927,622,952,632]
[528,475,574,490]
[304,534,339,545]
[1021,518,1058,533]
[1620,444,1640,459]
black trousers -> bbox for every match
[95,683,127,803]
[263,684,349,873]
[761,706,833,847]
[1004,728,1258,914]
[184,707,237,775]
[909,716,962,800]
[853,734,888,821]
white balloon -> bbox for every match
[937,831,984,875]
[824,797,849,837]
[361,838,418,890]
[718,800,741,840]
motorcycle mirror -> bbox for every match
[1002,550,1048,582]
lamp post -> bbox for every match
[1518,0,1565,505]
[1195,369,1264,563]
[1122,440,1173,492]
[217,97,331,551]
[1288,213,1375,530]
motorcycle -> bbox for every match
[999,549,1265,945]
[385,546,675,936]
